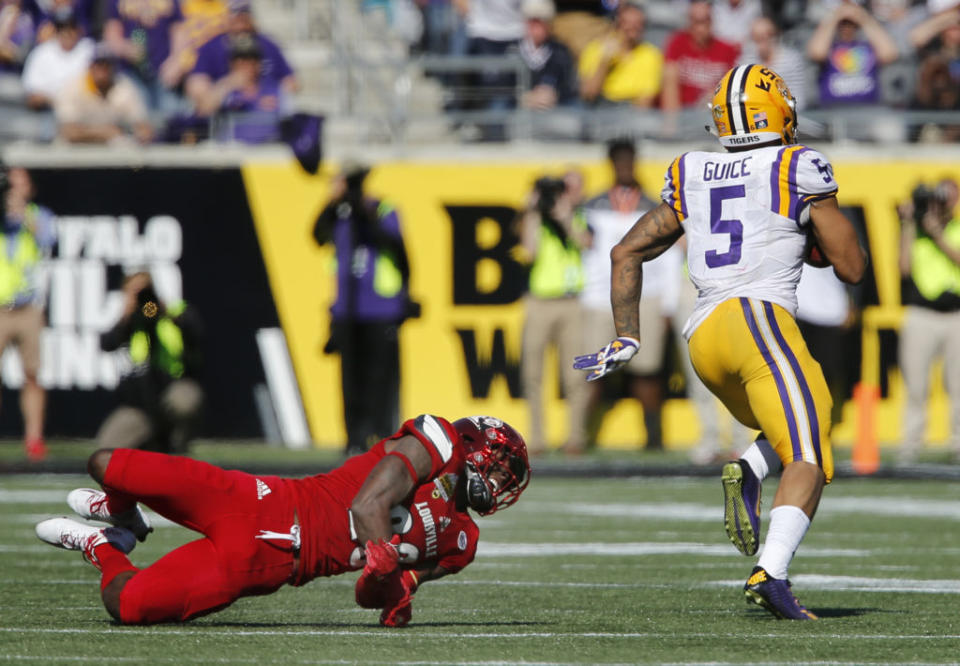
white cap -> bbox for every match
[928,0,960,13]
[522,0,556,21]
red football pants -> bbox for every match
[102,448,297,623]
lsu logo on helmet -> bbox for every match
[710,64,797,149]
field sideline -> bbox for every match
[2,448,960,665]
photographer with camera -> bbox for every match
[516,170,592,455]
[314,160,418,457]
[98,272,203,454]
[898,178,960,463]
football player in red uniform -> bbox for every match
[35,414,530,627]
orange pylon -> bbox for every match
[852,382,880,475]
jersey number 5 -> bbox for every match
[706,185,744,268]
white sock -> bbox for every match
[757,505,810,580]
[740,442,770,480]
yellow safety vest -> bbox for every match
[528,210,587,299]
[373,201,403,298]
[0,228,40,306]
[911,218,960,302]
[329,201,405,298]
[129,301,188,379]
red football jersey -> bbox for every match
[287,415,477,584]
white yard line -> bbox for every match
[792,574,960,594]
[553,502,720,521]
[819,497,960,518]
[520,497,960,522]
[0,514,178,528]
[0,490,78,502]
[476,542,868,557]
[2,626,960,641]
[707,574,960,593]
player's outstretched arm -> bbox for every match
[350,435,433,549]
[609,202,684,339]
[808,196,867,285]
[573,203,683,381]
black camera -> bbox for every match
[911,183,949,224]
[342,161,370,201]
[345,171,367,198]
[135,285,161,323]
[533,176,566,220]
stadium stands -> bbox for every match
[0,0,958,147]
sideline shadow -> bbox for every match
[165,619,546,630]
[810,607,891,619]
[189,621,365,629]
[400,620,545,628]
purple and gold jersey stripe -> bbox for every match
[768,146,788,216]
[739,297,823,467]
[769,145,809,220]
[666,154,688,221]
[739,297,802,459]
[761,300,823,467]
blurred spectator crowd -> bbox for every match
[391,0,960,142]
[0,0,299,145]
[3,0,960,145]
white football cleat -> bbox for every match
[67,488,153,542]
[35,517,137,565]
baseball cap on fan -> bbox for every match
[522,0,555,21]
[228,32,262,60]
[92,42,119,64]
[927,0,960,12]
[51,5,78,28]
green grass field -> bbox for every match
[3,448,960,664]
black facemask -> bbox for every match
[465,462,495,513]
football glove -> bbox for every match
[573,336,640,381]
[380,569,419,628]
[363,534,401,579]
[355,569,388,609]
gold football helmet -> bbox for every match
[710,64,797,149]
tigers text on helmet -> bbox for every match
[452,416,530,516]
[710,64,797,149]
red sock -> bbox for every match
[104,493,136,515]
[90,543,139,592]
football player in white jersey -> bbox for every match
[575,64,866,619]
